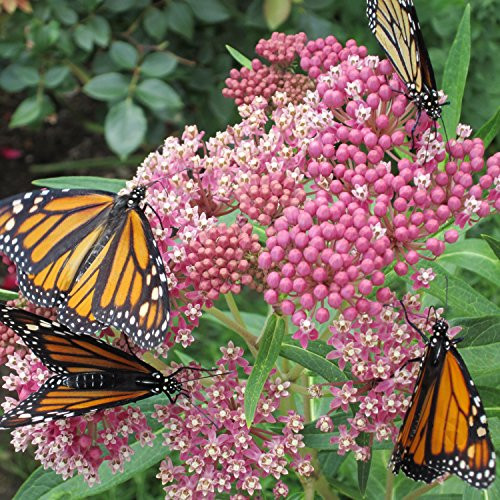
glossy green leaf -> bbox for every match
[482,234,500,260]
[187,0,230,23]
[475,106,500,149]
[143,7,168,40]
[136,79,182,110]
[438,238,500,286]
[141,53,177,78]
[88,15,111,47]
[13,429,166,500]
[110,41,138,70]
[83,72,129,101]
[225,45,252,69]
[414,262,500,317]
[32,176,126,192]
[104,100,147,158]
[244,313,285,426]
[280,340,347,383]
[442,4,470,136]
[0,288,18,301]
[73,24,94,51]
[264,0,292,29]
[450,315,500,347]
[166,2,194,40]
[44,66,70,88]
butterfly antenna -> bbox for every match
[179,393,219,428]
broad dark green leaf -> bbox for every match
[103,0,138,13]
[73,24,94,51]
[143,7,168,40]
[32,176,126,192]
[442,5,470,136]
[166,2,194,40]
[104,100,147,158]
[280,340,346,383]
[136,79,182,110]
[225,45,252,69]
[438,238,500,285]
[475,106,500,149]
[141,53,177,78]
[414,262,500,317]
[264,0,292,29]
[9,65,39,86]
[83,72,129,101]
[0,288,18,300]
[481,234,500,260]
[187,0,231,23]
[450,315,500,347]
[244,313,285,426]
[54,4,78,25]
[460,342,500,389]
[13,429,166,500]
[0,65,30,92]
[88,15,111,47]
[44,66,70,88]
[110,41,138,70]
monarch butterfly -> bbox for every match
[0,305,217,429]
[391,301,495,489]
[0,185,169,349]
[366,1,443,140]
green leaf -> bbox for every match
[263,0,292,29]
[0,65,30,92]
[482,234,500,260]
[225,45,252,69]
[136,79,182,110]
[450,315,500,348]
[13,429,166,500]
[413,261,500,317]
[186,0,230,23]
[103,0,138,13]
[141,53,177,78]
[143,7,168,40]
[438,238,500,286]
[73,24,94,51]
[54,4,78,25]
[88,15,111,47]
[166,1,194,40]
[110,41,139,70]
[357,432,372,495]
[32,176,126,193]
[9,65,39,86]
[83,72,129,101]
[104,100,147,158]
[9,96,43,128]
[44,66,70,88]
[475,106,500,149]
[244,313,286,426]
[280,340,347,382]
[0,288,18,301]
[442,4,471,137]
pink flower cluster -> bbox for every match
[2,342,153,485]
[154,342,313,498]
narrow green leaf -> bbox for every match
[244,313,286,426]
[83,72,129,101]
[141,53,177,78]
[438,238,500,286]
[13,429,166,500]
[9,96,42,127]
[0,288,18,300]
[414,262,500,317]
[136,79,182,110]
[442,4,471,136]
[225,45,252,70]
[110,41,139,70]
[104,100,147,158]
[263,0,292,29]
[357,432,372,495]
[481,234,500,260]
[32,176,126,192]
[280,341,347,382]
[475,106,500,149]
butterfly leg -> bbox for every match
[399,300,428,342]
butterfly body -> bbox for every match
[0,185,170,349]
[366,0,443,125]
[392,312,496,489]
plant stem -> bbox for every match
[225,292,244,326]
[314,473,339,500]
[385,467,394,500]
[286,363,305,382]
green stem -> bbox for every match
[314,473,339,500]
[289,382,310,396]
[64,59,91,84]
[286,363,306,382]
[204,306,257,355]
[225,292,244,326]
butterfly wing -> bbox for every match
[391,343,496,489]
[0,189,114,307]
[60,208,170,349]
[0,374,152,428]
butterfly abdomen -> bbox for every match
[64,371,161,392]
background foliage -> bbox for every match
[0,0,499,499]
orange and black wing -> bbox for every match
[59,208,170,349]
[0,374,152,428]
[391,346,496,488]
[0,189,114,307]
[0,305,153,375]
